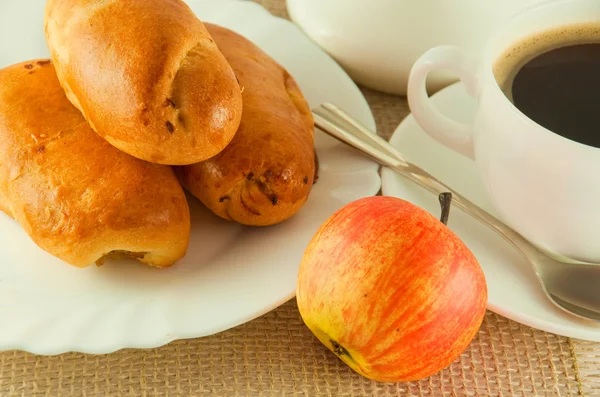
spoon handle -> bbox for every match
[312,103,539,259]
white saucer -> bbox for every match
[381,82,600,341]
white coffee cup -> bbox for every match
[407,0,600,262]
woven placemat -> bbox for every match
[0,299,586,397]
[2,1,600,396]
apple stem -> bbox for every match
[438,192,452,225]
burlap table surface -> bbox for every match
[2,0,600,395]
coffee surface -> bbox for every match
[494,23,600,147]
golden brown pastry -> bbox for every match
[43,0,243,166]
[0,60,190,268]
[177,24,316,226]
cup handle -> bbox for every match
[407,45,480,159]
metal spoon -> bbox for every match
[312,102,600,323]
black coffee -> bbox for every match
[494,24,600,147]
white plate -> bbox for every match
[381,82,600,341]
[0,0,380,355]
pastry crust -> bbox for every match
[0,60,190,268]
[177,24,316,226]
[44,0,243,165]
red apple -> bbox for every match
[296,195,487,382]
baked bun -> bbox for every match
[44,0,243,165]
[177,24,316,226]
[0,60,190,268]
